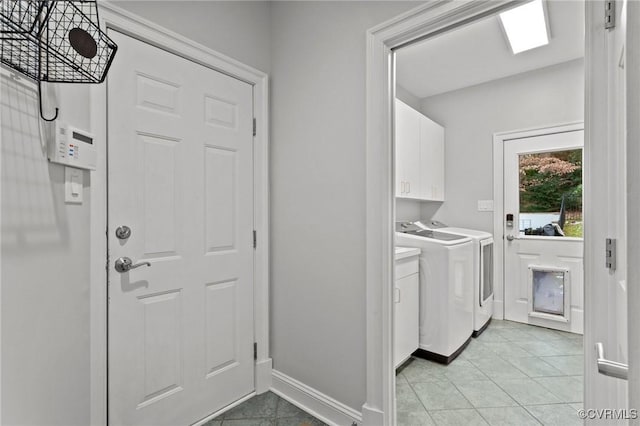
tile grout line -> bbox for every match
[477,352,547,425]
[399,321,583,425]
[465,325,540,424]
[446,379,493,425]
[401,370,438,425]
[476,322,584,424]
[488,354,575,407]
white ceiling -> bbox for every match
[396,1,585,99]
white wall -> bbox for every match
[420,58,585,232]
[1,76,91,426]
[269,1,419,411]
[396,198,422,222]
[112,1,271,73]
[396,84,421,110]
[1,1,427,421]
[1,2,272,425]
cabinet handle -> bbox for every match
[394,287,401,303]
[407,182,411,194]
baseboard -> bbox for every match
[256,357,273,394]
[361,403,385,426]
[271,370,362,426]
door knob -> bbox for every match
[115,257,151,273]
[506,235,515,241]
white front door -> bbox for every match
[503,129,584,334]
[107,31,255,426]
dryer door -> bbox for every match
[480,238,494,305]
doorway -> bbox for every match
[363,0,630,424]
[391,3,586,423]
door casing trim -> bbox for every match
[365,0,598,423]
[365,2,519,423]
[492,121,584,322]
[89,3,271,425]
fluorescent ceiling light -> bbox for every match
[499,0,549,54]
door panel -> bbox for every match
[627,1,640,415]
[141,135,180,256]
[205,280,238,375]
[138,290,184,407]
[584,0,629,418]
[610,0,630,410]
[503,130,584,334]
[205,147,237,251]
[108,31,254,426]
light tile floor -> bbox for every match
[397,320,584,426]
[205,391,328,426]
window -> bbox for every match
[519,149,583,237]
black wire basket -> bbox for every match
[0,1,47,39]
[0,0,118,83]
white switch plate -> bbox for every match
[477,200,494,212]
[65,166,83,204]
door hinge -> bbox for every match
[605,0,616,29]
[253,118,257,136]
[606,238,617,270]
[254,342,257,360]
[253,230,257,249]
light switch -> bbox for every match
[477,200,494,212]
[65,166,83,204]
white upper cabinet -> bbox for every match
[395,99,421,198]
[419,114,445,201]
[395,99,445,201]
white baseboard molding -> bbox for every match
[256,357,273,394]
[271,370,362,426]
[361,403,385,426]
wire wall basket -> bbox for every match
[0,0,118,120]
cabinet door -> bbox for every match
[395,99,420,198]
[419,115,445,201]
[394,273,419,368]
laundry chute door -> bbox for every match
[584,0,629,420]
[107,31,255,426]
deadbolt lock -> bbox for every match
[115,225,131,240]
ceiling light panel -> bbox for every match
[500,0,549,54]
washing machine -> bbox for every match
[417,220,494,337]
[396,223,474,364]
